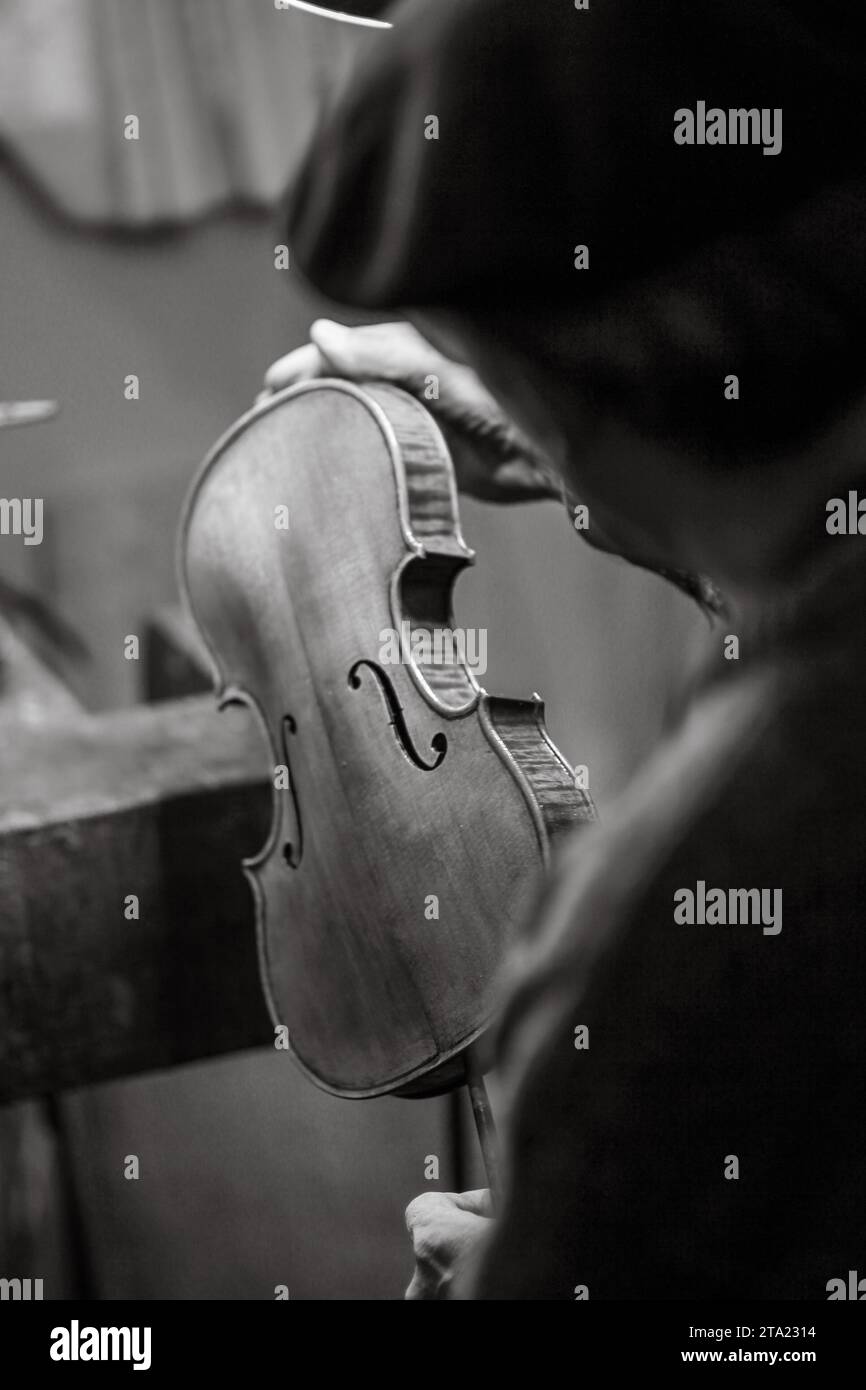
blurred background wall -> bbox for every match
[0,0,704,1299]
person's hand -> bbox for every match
[261,320,559,504]
[404,1189,493,1300]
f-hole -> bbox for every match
[280,713,303,868]
[348,660,447,771]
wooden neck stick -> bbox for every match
[464,1047,500,1207]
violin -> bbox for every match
[179,379,594,1182]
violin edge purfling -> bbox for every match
[178,379,596,1101]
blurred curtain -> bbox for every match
[0,0,374,226]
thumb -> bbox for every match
[309,319,368,378]
[453,1189,493,1218]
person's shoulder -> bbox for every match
[489,662,777,1070]
[497,623,866,1087]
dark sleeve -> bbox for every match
[464,761,866,1300]
[465,864,742,1300]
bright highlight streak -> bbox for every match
[283,2,393,27]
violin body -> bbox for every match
[180,380,594,1098]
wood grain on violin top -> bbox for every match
[180,381,594,1098]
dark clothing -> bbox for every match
[465,538,866,1298]
[287,0,866,455]
[286,1,866,1296]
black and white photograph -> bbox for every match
[1,0,865,1362]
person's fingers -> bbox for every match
[405,1269,448,1300]
[404,1190,492,1299]
[406,1189,493,1229]
[452,1188,493,1218]
[404,1191,452,1233]
[263,341,328,392]
[264,319,471,411]
[260,321,557,504]
[310,319,440,390]
[263,321,434,397]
